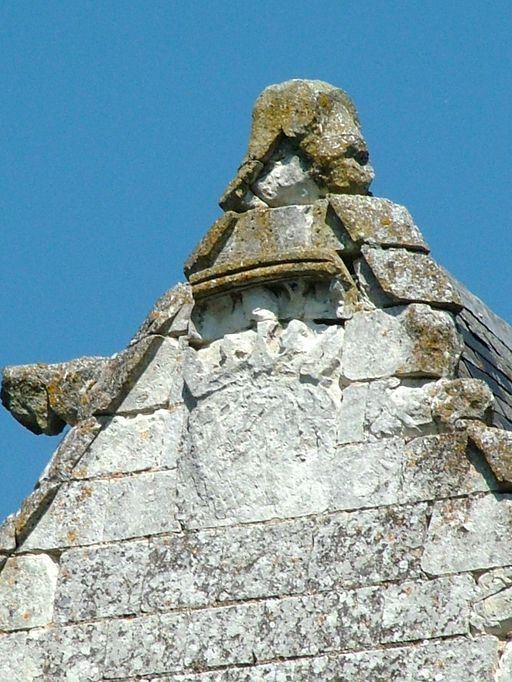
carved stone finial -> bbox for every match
[220,79,374,213]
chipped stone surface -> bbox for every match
[180,386,404,525]
[72,408,184,477]
[362,246,462,308]
[0,553,58,630]
[328,194,429,251]
[22,470,179,550]
[422,494,512,575]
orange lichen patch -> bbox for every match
[67,530,77,543]
[429,379,493,425]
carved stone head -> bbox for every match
[220,79,374,212]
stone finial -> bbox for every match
[220,79,374,212]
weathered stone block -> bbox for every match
[309,504,427,590]
[72,408,184,477]
[117,337,185,412]
[381,575,474,643]
[130,282,194,344]
[39,417,102,483]
[104,613,187,678]
[54,539,149,623]
[0,553,58,630]
[143,519,313,613]
[342,309,407,380]
[23,470,179,550]
[362,246,462,308]
[422,493,512,575]
[364,378,434,438]
[401,432,493,503]
[145,636,499,680]
[328,194,428,251]
[429,378,493,425]
[343,305,461,381]
[398,303,463,378]
[466,420,512,483]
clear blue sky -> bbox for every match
[1,2,511,522]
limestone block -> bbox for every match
[333,636,498,682]
[344,305,461,380]
[39,417,102,483]
[381,575,474,643]
[42,622,107,681]
[429,378,494,425]
[342,309,408,380]
[183,603,261,670]
[398,303,463,377]
[422,493,512,575]
[142,519,313,613]
[54,539,149,623]
[309,504,427,590]
[72,408,184,477]
[12,479,59,542]
[401,432,493,503]
[465,420,512,483]
[0,630,45,681]
[22,470,179,550]
[104,590,383,677]
[104,612,188,678]
[179,371,404,525]
[254,589,382,660]
[117,337,185,413]
[362,246,462,308]
[108,637,499,680]
[328,194,429,251]
[0,553,58,630]
[130,282,194,344]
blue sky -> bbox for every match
[1,2,511,522]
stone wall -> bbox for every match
[2,80,512,681]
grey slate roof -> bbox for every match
[453,277,512,431]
